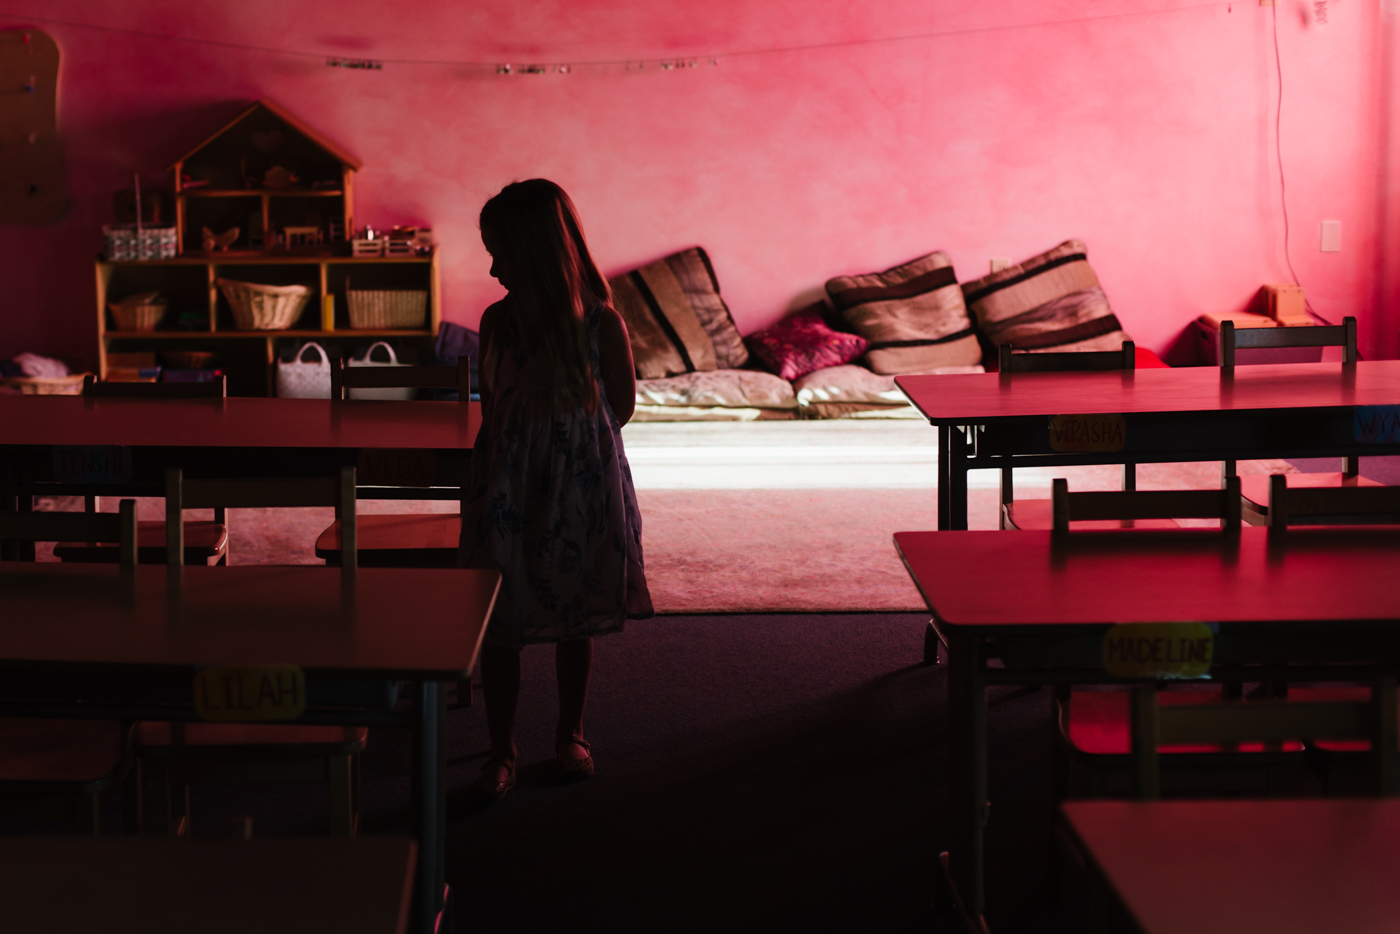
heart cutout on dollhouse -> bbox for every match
[250,130,282,153]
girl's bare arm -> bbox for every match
[597,306,637,425]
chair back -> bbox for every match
[999,341,1134,374]
[0,500,138,569]
[83,374,226,399]
[164,468,357,571]
[1266,474,1400,530]
[1051,476,1242,533]
[330,357,470,402]
[1128,681,1398,799]
[1220,316,1357,368]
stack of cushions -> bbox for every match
[824,250,983,375]
[961,239,1132,354]
[612,247,795,418]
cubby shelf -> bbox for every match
[96,252,441,397]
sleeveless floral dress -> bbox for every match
[460,301,653,649]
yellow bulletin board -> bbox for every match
[0,29,67,224]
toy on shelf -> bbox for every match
[168,99,362,255]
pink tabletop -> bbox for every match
[0,395,480,450]
[894,527,1400,627]
[0,564,499,679]
[895,360,1400,424]
[1062,799,1400,934]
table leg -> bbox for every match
[946,628,987,919]
[949,427,969,531]
[938,427,951,531]
[411,680,446,934]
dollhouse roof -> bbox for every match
[165,98,364,172]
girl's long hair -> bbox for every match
[479,179,610,414]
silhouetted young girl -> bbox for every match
[460,179,652,798]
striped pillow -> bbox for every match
[962,240,1132,353]
[610,247,748,380]
[825,251,983,375]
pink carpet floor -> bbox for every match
[37,458,1296,614]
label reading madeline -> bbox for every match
[52,445,132,484]
[1355,406,1400,445]
[1048,414,1126,453]
[1102,623,1214,680]
[194,666,306,722]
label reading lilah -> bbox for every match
[1102,623,1215,680]
[1048,414,1127,453]
[194,666,306,721]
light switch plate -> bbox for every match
[1320,220,1342,253]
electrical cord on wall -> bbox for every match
[1272,5,1337,327]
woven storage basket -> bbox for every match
[217,279,311,331]
[0,374,88,395]
[109,299,168,331]
[346,288,428,330]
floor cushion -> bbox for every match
[745,306,869,381]
[962,239,1132,353]
[825,251,983,375]
[611,248,747,379]
[793,363,983,419]
[636,369,797,410]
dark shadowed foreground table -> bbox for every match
[0,562,499,934]
[896,360,1400,529]
[0,836,415,934]
[1061,799,1400,934]
[893,526,1400,924]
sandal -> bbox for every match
[471,756,516,799]
[555,737,594,778]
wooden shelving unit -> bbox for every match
[97,251,440,396]
[95,99,441,397]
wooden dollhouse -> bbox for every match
[95,99,439,396]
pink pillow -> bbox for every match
[745,306,871,381]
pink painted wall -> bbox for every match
[0,0,1393,369]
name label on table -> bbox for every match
[358,448,436,487]
[194,666,307,722]
[1355,406,1400,444]
[51,445,132,484]
[1102,623,1214,680]
[1048,414,1126,453]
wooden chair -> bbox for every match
[1218,316,1366,521]
[56,376,229,565]
[1264,474,1400,530]
[998,342,1137,530]
[81,373,227,399]
[0,503,137,833]
[1123,680,1397,799]
[324,356,473,704]
[1049,476,1243,533]
[320,355,469,567]
[136,467,367,837]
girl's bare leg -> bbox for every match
[555,638,593,760]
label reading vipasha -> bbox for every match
[1102,623,1215,680]
[1048,414,1127,453]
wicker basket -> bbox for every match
[217,279,311,331]
[109,297,168,331]
[346,288,428,329]
[0,374,88,395]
